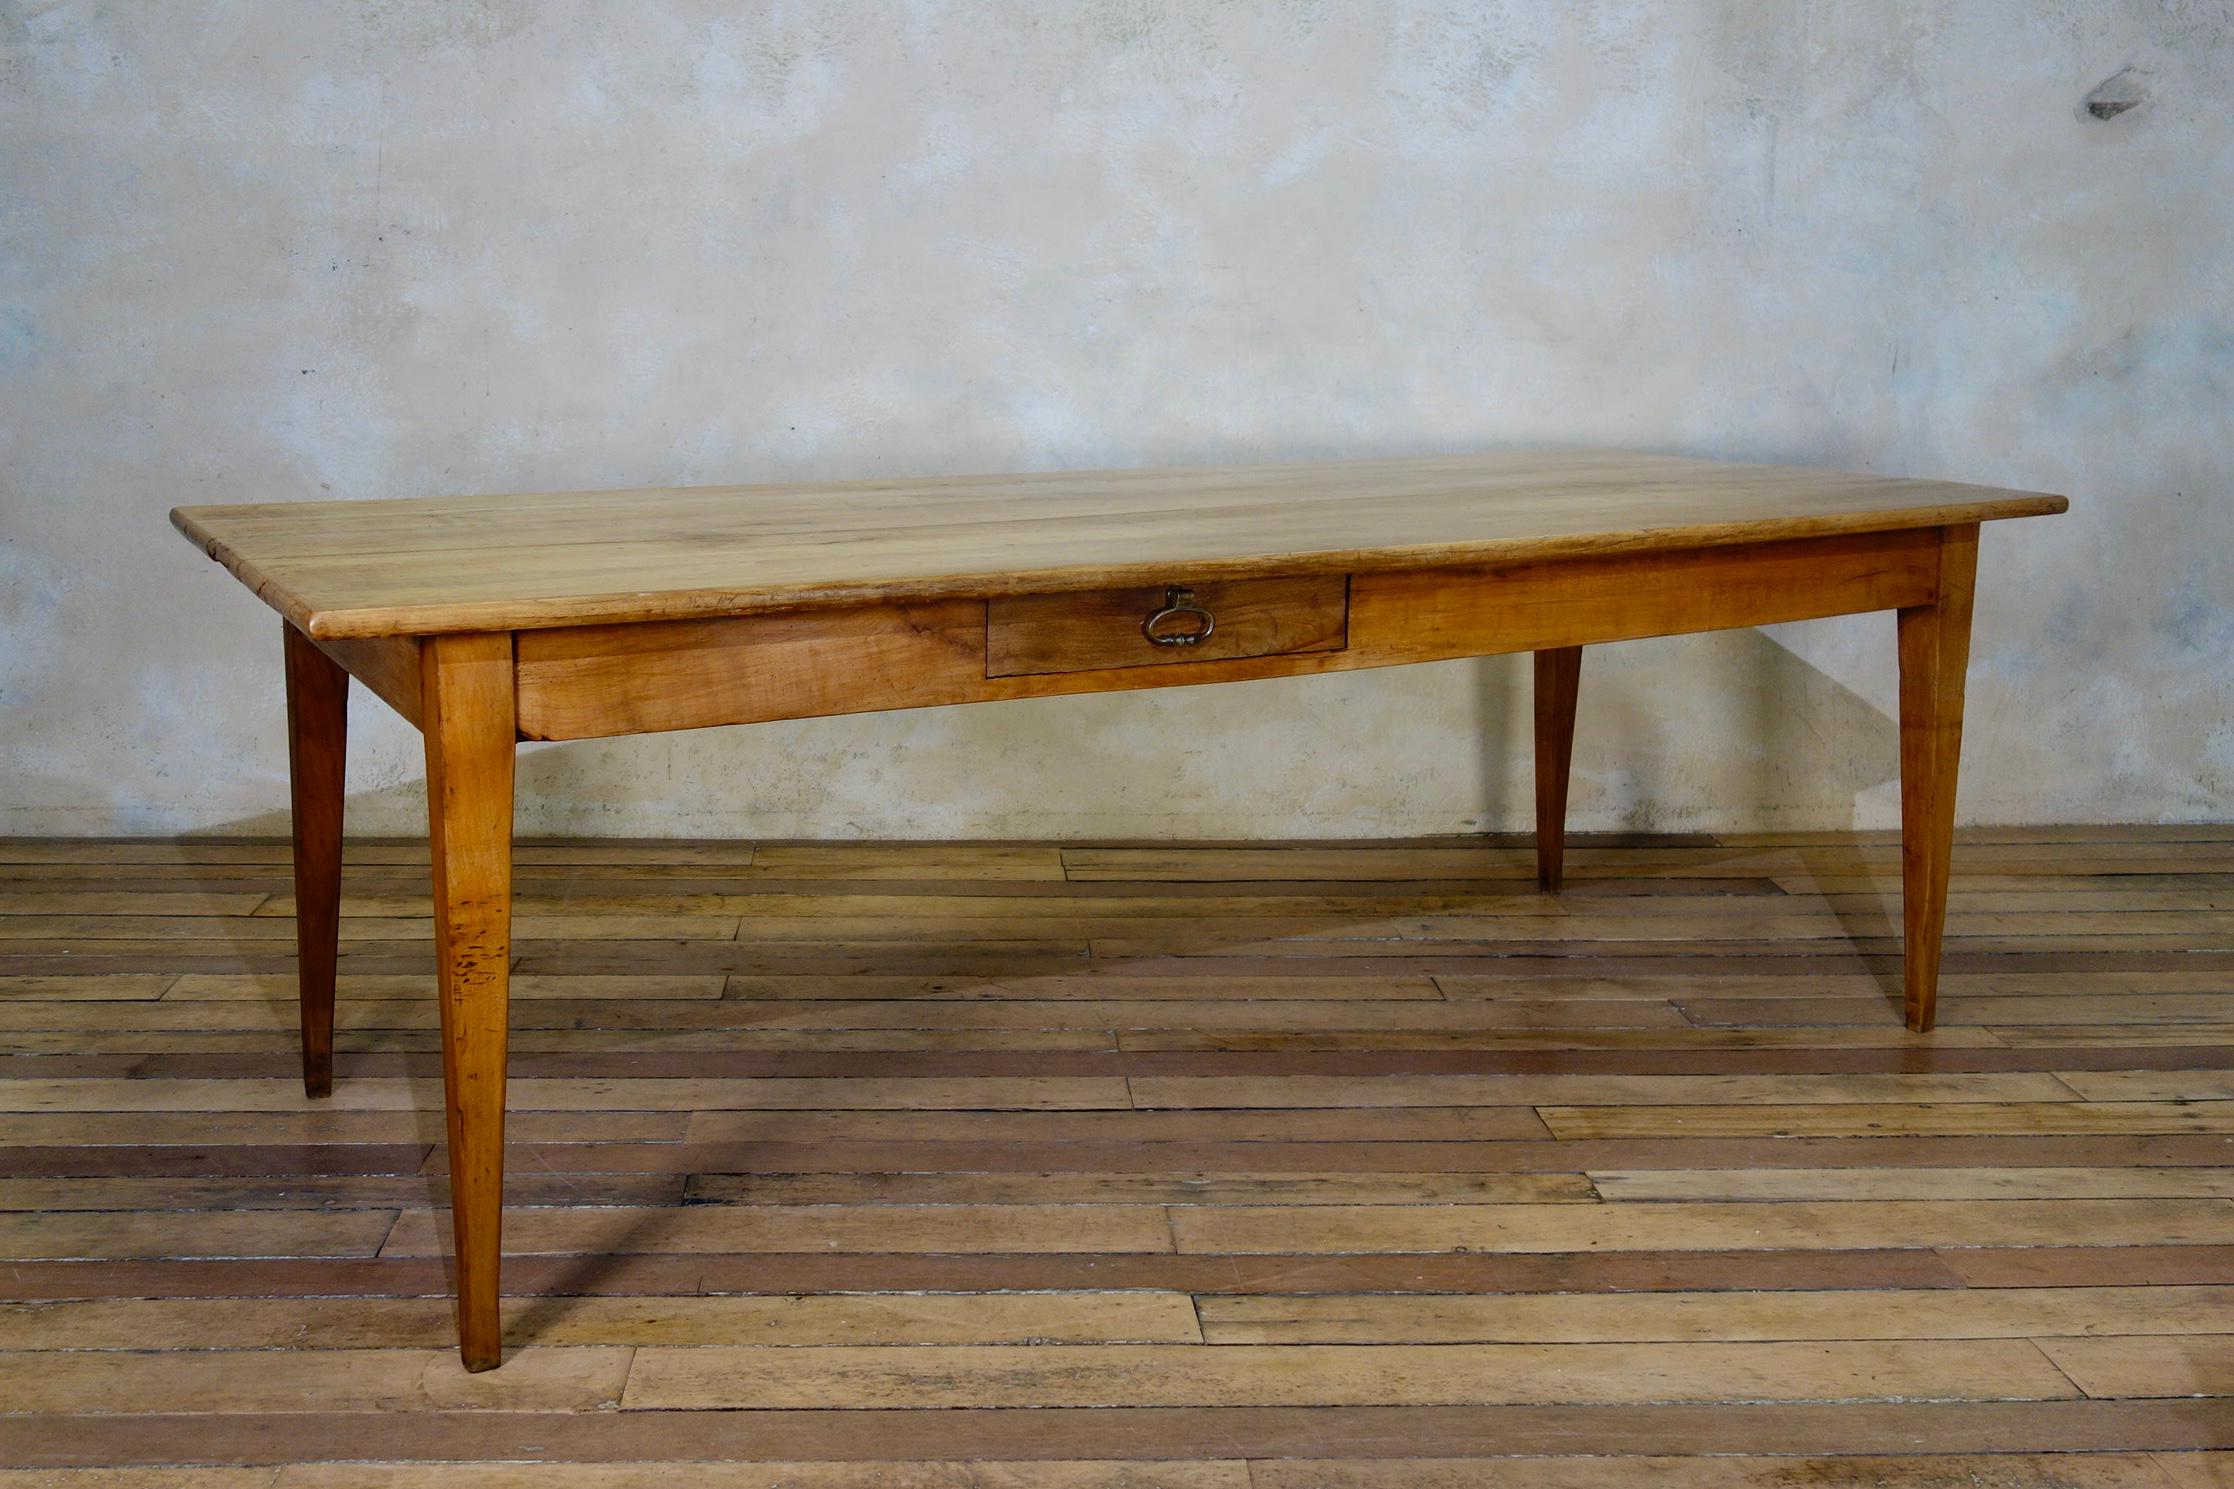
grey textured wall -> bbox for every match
[3,2,2228,838]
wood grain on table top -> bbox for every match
[171,450,2066,638]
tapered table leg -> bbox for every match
[283,624,348,1098]
[421,632,517,1371]
[1896,525,1979,1033]
[1533,646,1583,892]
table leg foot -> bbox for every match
[422,632,516,1371]
[1533,646,1583,893]
[283,624,348,1099]
[1896,526,1978,1033]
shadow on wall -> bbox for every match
[1581,623,1906,981]
[1468,650,1519,835]
[1542,624,1899,833]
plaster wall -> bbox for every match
[2,1,2228,837]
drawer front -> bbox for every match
[987,575,1348,678]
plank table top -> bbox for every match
[171,450,2065,639]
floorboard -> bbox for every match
[2,830,2229,1475]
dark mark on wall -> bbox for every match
[2083,66,2149,120]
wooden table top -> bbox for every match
[172,450,2065,639]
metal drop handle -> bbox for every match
[1142,586,1215,646]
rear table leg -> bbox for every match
[283,624,348,1098]
[1533,646,1583,892]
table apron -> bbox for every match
[504,527,1948,742]
[309,633,424,729]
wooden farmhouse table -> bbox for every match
[172,450,2066,1369]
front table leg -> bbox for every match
[420,632,517,1371]
[1895,525,1979,1033]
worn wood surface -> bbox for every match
[172,450,2065,637]
[0,828,2228,1476]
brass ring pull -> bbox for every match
[1142,586,1215,647]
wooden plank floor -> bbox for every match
[2,827,2231,1485]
